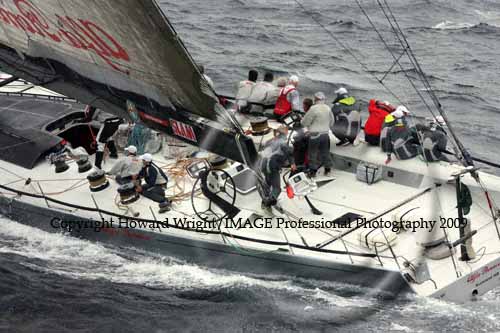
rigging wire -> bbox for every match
[291,0,404,105]
[355,0,437,118]
[353,0,437,166]
[374,0,499,219]
[379,0,441,110]
[376,0,470,164]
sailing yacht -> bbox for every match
[0,0,500,303]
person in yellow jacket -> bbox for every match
[331,87,361,144]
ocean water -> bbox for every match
[2,218,500,332]
[2,0,500,331]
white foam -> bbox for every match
[308,288,373,308]
[433,21,475,30]
[0,218,369,308]
[390,323,412,332]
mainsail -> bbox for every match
[0,0,257,164]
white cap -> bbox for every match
[314,91,326,101]
[334,87,348,96]
[392,105,410,118]
[124,145,137,155]
[140,153,153,162]
[289,75,299,84]
[397,105,410,114]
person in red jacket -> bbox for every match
[364,99,395,146]
[274,75,300,118]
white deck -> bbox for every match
[2,128,500,302]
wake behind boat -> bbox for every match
[0,0,500,304]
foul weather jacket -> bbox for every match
[364,99,394,137]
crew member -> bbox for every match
[236,69,258,113]
[276,77,287,89]
[391,105,411,126]
[301,92,335,177]
[291,98,313,171]
[385,120,421,163]
[418,116,450,162]
[274,75,300,118]
[303,98,313,113]
[380,114,397,152]
[106,145,142,185]
[260,126,296,212]
[137,153,170,212]
[92,106,123,169]
[364,99,395,146]
[248,72,279,114]
[331,87,361,144]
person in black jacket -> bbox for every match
[136,153,170,212]
[331,87,361,145]
[385,121,421,164]
[84,106,123,169]
[417,120,450,162]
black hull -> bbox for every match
[0,196,411,295]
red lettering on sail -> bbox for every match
[170,119,197,143]
[0,0,130,73]
[138,111,169,127]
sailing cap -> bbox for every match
[289,75,299,84]
[140,153,153,162]
[314,91,326,101]
[334,87,348,96]
[124,145,137,155]
[397,105,410,114]
[392,105,410,118]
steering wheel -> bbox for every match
[191,168,237,224]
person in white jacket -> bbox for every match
[247,72,279,114]
[235,70,258,113]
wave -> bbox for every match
[435,89,487,104]
[431,21,500,33]
[2,217,500,329]
[432,21,476,30]
[0,218,374,307]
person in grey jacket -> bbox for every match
[106,145,142,184]
[301,92,335,177]
[259,126,296,212]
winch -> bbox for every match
[209,156,229,170]
[52,155,69,173]
[87,169,109,192]
[117,182,139,205]
[249,117,271,136]
[76,155,92,173]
